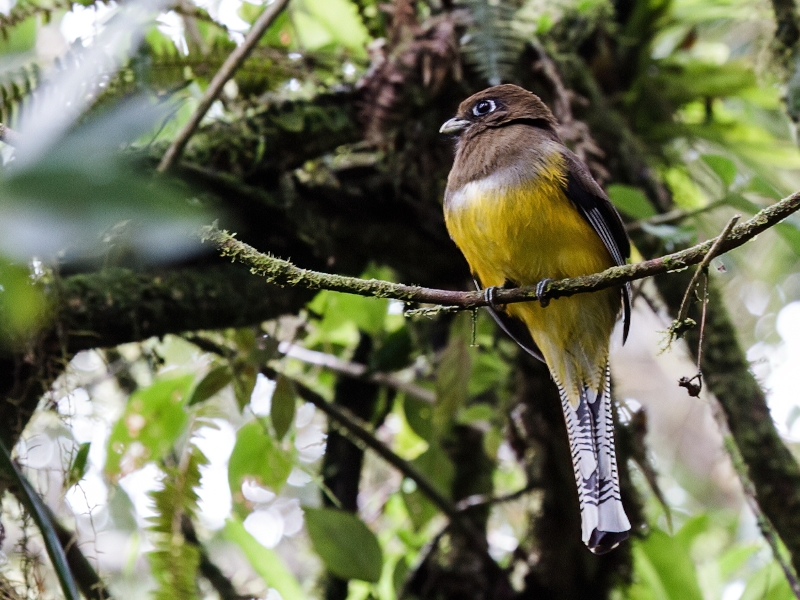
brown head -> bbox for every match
[440,84,559,143]
[440,85,564,190]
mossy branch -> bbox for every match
[156,0,290,173]
[201,190,800,308]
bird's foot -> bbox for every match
[484,286,503,311]
[536,278,553,308]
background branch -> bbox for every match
[261,366,494,559]
[156,0,290,173]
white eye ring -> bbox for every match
[472,99,497,116]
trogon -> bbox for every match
[440,84,632,554]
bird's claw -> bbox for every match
[484,286,500,310]
[536,279,553,308]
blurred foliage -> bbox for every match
[0,0,798,598]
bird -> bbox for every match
[440,84,632,554]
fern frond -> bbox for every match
[93,39,348,106]
[0,0,226,42]
[0,62,41,125]
[147,444,209,600]
[456,0,526,85]
[0,0,111,40]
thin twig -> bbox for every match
[675,215,740,326]
[264,367,491,556]
[696,275,709,370]
[454,482,538,512]
[675,217,739,396]
[626,199,728,233]
[277,342,436,404]
[181,516,250,600]
[671,216,737,394]
[156,0,290,173]
[710,402,800,599]
[201,191,800,309]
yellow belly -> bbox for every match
[444,164,619,400]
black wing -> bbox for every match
[563,152,632,343]
[473,277,545,363]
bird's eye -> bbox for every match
[472,99,497,117]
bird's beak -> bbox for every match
[439,117,470,135]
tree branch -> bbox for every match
[708,402,800,599]
[201,190,800,308]
[53,265,312,354]
[277,342,436,404]
[181,516,249,600]
[156,0,291,173]
[261,366,492,556]
[771,0,800,53]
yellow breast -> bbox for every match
[444,155,619,399]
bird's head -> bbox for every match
[439,84,559,139]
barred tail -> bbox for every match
[557,365,630,554]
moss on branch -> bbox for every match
[56,264,312,352]
[0,264,313,448]
[201,190,800,309]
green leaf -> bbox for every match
[187,365,232,406]
[292,0,369,54]
[674,514,709,551]
[105,376,193,478]
[0,262,46,347]
[776,222,800,255]
[413,445,454,490]
[740,561,795,600]
[402,444,453,529]
[628,529,703,600]
[234,328,256,351]
[745,175,782,200]
[718,543,760,580]
[232,362,258,411]
[606,184,657,220]
[271,111,305,132]
[65,442,91,489]
[228,420,294,496]
[223,518,304,600]
[311,290,388,338]
[402,487,439,531]
[468,351,511,396]
[305,507,383,582]
[701,155,736,187]
[0,16,36,55]
[434,321,471,434]
[457,403,495,425]
[372,326,413,372]
[271,376,297,441]
[458,0,525,86]
[724,192,761,214]
[0,97,208,265]
[393,557,409,594]
[403,396,433,441]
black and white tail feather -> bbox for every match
[555,365,630,554]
